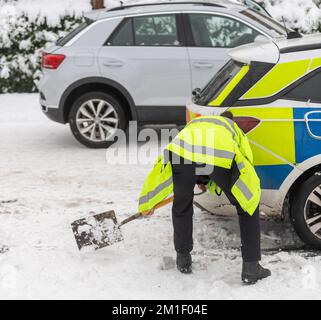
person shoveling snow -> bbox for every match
[139,112,271,284]
[70,113,271,284]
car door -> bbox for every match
[183,12,265,90]
[98,13,191,123]
[284,71,321,164]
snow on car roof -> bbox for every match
[85,0,246,20]
[228,40,280,64]
[276,33,321,53]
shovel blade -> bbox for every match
[71,210,123,251]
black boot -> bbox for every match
[176,252,192,274]
[242,261,271,284]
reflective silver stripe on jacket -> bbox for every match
[235,179,253,201]
[191,118,236,139]
[139,177,173,206]
[237,162,245,171]
[172,138,235,160]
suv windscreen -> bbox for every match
[56,19,93,46]
[241,9,287,36]
[195,60,243,106]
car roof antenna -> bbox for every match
[281,15,302,39]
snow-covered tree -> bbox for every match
[262,0,321,33]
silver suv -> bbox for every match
[38,0,287,148]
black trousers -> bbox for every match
[170,154,261,262]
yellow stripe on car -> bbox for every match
[209,65,250,106]
[242,60,311,100]
[231,107,296,166]
[309,57,321,71]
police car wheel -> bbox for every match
[69,91,127,149]
[291,174,321,249]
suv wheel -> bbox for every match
[69,92,126,148]
[291,174,321,249]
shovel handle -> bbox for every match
[119,212,142,227]
[153,191,203,209]
[141,195,174,215]
[154,195,174,210]
[119,196,174,227]
[119,191,205,227]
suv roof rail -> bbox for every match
[107,1,225,12]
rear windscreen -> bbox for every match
[56,19,93,46]
[195,60,243,106]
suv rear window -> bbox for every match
[107,19,134,46]
[195,60,243,106]
[107,15,181,47]
[56,19,92,46]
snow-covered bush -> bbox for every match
[262,0,321,33]
[0,0,91,93]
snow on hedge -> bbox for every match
[0,0,89,50]
[1,0,91,26]
[262,0,321,33]
[0,0,91,93]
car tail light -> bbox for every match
[42,52,65,69]
[234,116,261,134]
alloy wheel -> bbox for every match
[76,99,119,142]
[304,185,321,240]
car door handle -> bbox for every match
[193,62,213,69]
[103,60,124,67]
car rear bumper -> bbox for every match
[40,99,65,124]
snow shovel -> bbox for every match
[71,196,174,251]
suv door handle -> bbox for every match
[193,62,213,69]
[103,60,124,67]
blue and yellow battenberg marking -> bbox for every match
[231,106,321,189]
[230,107,296,166]
[240,58,321,100]
[241,60,311,100]
[231,107,296,190]
[188,56,321,190]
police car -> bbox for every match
[187,33,321,248]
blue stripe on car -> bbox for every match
[255,165,293,189]
[293,108,321,164]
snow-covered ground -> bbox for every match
[0,93,321,300]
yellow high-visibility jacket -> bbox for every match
[139,116,261,216]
